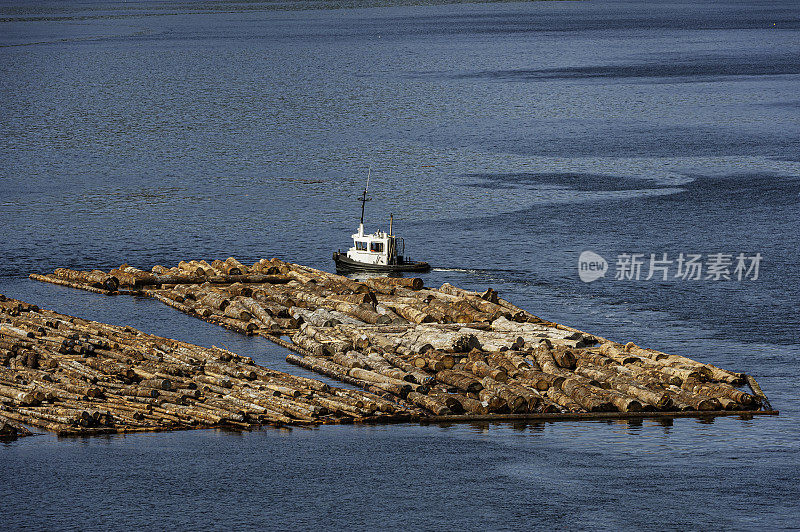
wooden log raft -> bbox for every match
[0,295,415,435]
[25,258,777,425]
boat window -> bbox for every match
[356,241,368,251]
[370,242,384,253]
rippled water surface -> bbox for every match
[1,0,799,529]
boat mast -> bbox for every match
[358,168,371,236]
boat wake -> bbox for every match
[433,267,524,275]
[431,267,557,289]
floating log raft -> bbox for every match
[0,294,413,436]
[28,258,777,426]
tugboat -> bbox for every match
[333,173,430,273]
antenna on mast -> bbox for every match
[359,167,371,226]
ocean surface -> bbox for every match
[1,0,799,529]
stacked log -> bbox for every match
[0,295,415,435]
[26,258,774,424]
[52,269,119,291]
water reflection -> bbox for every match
[656,418,674,434]
[528,422,546,433]
[695,416,717,425]
[626,418,643,433]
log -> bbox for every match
[530,344,567,376]
[480,377,527,413]
[178,261,206,277]
[487,353,523,378]
[206,274,290,284]
[464,360,508,382]
[545,387,583,412]
[560,378,614,412]
[551,346,577,370]
[600,389,644,412]
[365,277,424,291]
[375,304,409,324]
[574,364,672,410]
[284,354,382,393]
[53,268,120,291]
[406,391,451,415]
[139,378,173,391]
[412,352,455,372]
[0,417,33,438]
[666,385,719,411]
[381,352,433,385]
[574,351,615,367]
[332,352,369,370]
[452,395,488,414]
[682,379,758,409]
[223,302,252,322]
[478,389,508,413]
[514,370,565,391]
[426,389,466,414]
[745,374,772,411]
[29,274,113,294]
[213,316,257,335]
[503,383,543,412]
[146,291,196,315]
[381,302,434,324]
[223,257,246,275]
[291,308,338,328]
[435,370,483,393]
[200,292,230,312]
[327,293,378,306]
[347,368,415,394]
[0,384,39,406]
[224,283,253,298]
[361,352,415,383]
[251,295,292,318]
[333,302,390,325]
[305,395,362,417]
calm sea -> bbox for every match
[1,0,799,529]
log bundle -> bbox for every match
[28,258,774,426]
[0,294,412,436]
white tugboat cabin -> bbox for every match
[332,172,430,273]
[348,222,399,266]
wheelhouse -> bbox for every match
[347,223,404,266]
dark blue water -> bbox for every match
[1,0,799,529]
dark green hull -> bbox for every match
[333,252,430,273]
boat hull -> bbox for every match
[333,252,431,273]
